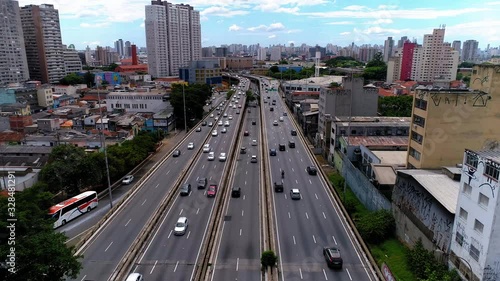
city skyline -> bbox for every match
[16,0,500,50]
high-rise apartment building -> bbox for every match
[400,41,417,81]
[114,39,124,57]
[452,40,461,58]
[407,64,500,169]
[145,0,201,77]
[462,40,479,62]
[397,36,408,48]
[124,41,131,57]
[0,0,29,85]
[20,4,65,84]
[383,36,394,62]
[63,45,82,74]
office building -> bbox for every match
[114,39,124,57]
[0,0,29,85]
[63,45,82,75]
[452,40,461,58]
[397,36,408,48]
[179,59,221,85]
[20,4,65,84]
[407,64,500,169]
[124,41,131,57]
[383,37,394,62]
[145,0,201,77]
[462,40,479,62]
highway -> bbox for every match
[262,79,376,281]
[210,83,262,281]
[131,84,249,280]
[70,90,234,281]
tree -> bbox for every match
[245,90,256,102]
[0,184,82,281]
[456,72,464,81]
[363,52,387,81]
[169,83,211,129]
[83,71,95,88]
[59,73,83,85]
[378,95,413,117]
[356,209,395,244]
[261,250,277,268]
[269,65,279,73]
[458,61,475,68]
[105,63,119,71]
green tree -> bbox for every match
[169,83,211,129]
[463,76,471,87]
[363,52,387,81]
[59,73,84,85]
[407,240,460,281]
[245,90,256,102]
[105,63,119,71]
[279,59,288,64]
[83,71,95,88]
[456,72,464,81]
[458,61,475,68]
[261,250,278,268]
[378,95,414,117]
[356,209,395,244]
[0,184,82,280]
[269,65,280,73]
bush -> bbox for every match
[343,196,357,214]
[356,209,395,244]
[261,250,277,268]
[407,239,461,281]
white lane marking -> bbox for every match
[246,170,248,175]
[288,212,291,219]
[301,158,304,162]
[187,231,191,239]
[155,184,159,189]
[305,212,309,219]
[284,194,287,199]
[242,210,244,216]
[291,167,295,172]
[323,269,328,280]
[245,180,247,185]
[315,193,319,200]
[295,179,299,184]
[174,261,179,272]
[125,219,131,226]
[346,268,352,280]
[179,209,183,215]
[323,212,327,219]
[243,195,246,200]
[236,258,239,271]
[168,230,172,238]
[166,170,170,175]
[299,268,303,279]
[333,236,337,245]
[313,235,317,244]
[196,208,200,214]
[293,236,296,245]
[240,229,242,236]
[150,260,158,274]
[309,179,312,185]
[105,242,113,252]
[80,275,87,280]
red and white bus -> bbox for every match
[48,191,98,228]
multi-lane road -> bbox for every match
[68,76,377,281]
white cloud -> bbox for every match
[139,22,145,28]
[369,19,393,25]
[229,24,242,31]
[486,1,500,5]
[268,34,276,38]
[343,5,367,11]
[80,22,110,28]
[201,6,249,17]
[340,31,351,35]
[248,22,285,32]
[327,21,354,25]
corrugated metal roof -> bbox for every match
[399,169,459,213]
[344,136,408,146]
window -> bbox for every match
[478,193,489,208]
[411,131,423,144]
[462,183,472,196]
[465,153,478,168]
[409,147,421,160]
[485,162,500,181]
[415,98,427,110]
[413,115,425,127]
[470,244,480,261]
[474,219,484,234]
[459,208,468,221]
[455,231,464,246]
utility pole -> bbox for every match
[96,76,113,209]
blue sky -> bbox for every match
[18,0,500,51]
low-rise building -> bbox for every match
[226,57,253,70]
[179,59,222,85]
[106,89,170,114]
[37,87,54,108]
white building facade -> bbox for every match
[106,90,169,113]
[450,149,500,281]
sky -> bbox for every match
[17,0,500,51]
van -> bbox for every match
[126,273,144,281]
[231,186,241,198]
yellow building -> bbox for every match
[407,64,500,169]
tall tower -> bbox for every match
[452,40,461,59]
[383,36,394,62]
[145,0,201,77]
[462,40,479,62]
[114,39,124,57]
[20,4,65,84]
[0,0,29,85]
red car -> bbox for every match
[207,185,217,197]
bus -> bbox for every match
[48,191,98,228]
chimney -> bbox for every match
[131,44,138,65]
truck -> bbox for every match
[274,181,284,192]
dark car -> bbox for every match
[180,183,191,196]
[252,120,256,125]
[172,149,181,157]
[291,129,297,136]
[288,140,295,148]
[231,186,241,198]
[240,147,247,154]
[270,149,277,156]
[323,247,343,269]
[244,130,249,136]
[279,144,286,151]
[270,107,274,111]
[207,185,217,197]
[307,166,318,175]
[197,177,207,189]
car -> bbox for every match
[290,188,301,200]
[187,142,194,150]
[212,130,218,136]
[207,184,217,197]
[279,116,284,122]
[291,129,297,136]
[251,155,257,163]
[307,166,318,175]
[238,104,242,108]
[122,175,134,184]
[214,116,219,121]
[221,128,227,133]
[288,140,295,148]
[174,217,188,235]
[224,121,230,127]
[270,107,274,111]
[283,112,288,116]
[218,121,223,126]
[270,149,277,156]
[236,110,240,114]
[252,139,257,146]
[244,130,249,136]
[273,120,278,126]
[202,121,207,126]
[252,120,256,125]
[223,113,228,117]
[228,115,233,120]
[203,144,210,153]
[197,177,207,189]
[210,114,214,118]
[195,127,201,132]
[240,147,247,154]
[219,152,226,162]
[279,144,286,151]
[180,183,191,196]
[172,149,181,157]
[125,273,144,281]
[208,122,213,127]
[323,247,343,269]
[208,152,215,161]
[231,186,241,198]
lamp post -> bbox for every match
[182,83,187,132]
[96,76,113,209]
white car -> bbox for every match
[210,113,214,118]
[218,121,223,126]
[273,120,278,126]
[174,217,188,236]
[221,128,227,133]
[203,144,210,153]
[219,152,227,162]
[212,130,218,136]
[187,142,194,149]
[223,113,228,117]
[279,116,284,122]
[224,121,230,127]
[228,115,233,120]
[233,105,237,109]
[208,151,215,161]
[208,122,213,127]
[252,139,257,146]
[122,175,134,184]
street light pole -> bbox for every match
[96,76,113,209]
[182,83,187,132]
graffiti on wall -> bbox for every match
[394,177,452,250]
[426,91,491,107]
[483,260,500,281]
